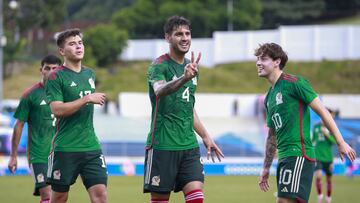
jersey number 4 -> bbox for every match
[182,87,190,102]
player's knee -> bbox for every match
[88,185,107,203]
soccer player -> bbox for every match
[8,54,62,203]
[45,28,107,203]
[256,43,356,203]
[143,16,224,203]
[313,109,337,203]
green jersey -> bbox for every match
[14,83,55,163]
[45,66,101,152]
[146,54,199,150]
[265,73,317,160]
[312,123,336,162]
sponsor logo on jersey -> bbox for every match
[40,100,47,105]
[37,173,45,183]
[276,92,283,105]
[70,81,77,87]
[53,170,61,180]
[151,175,160,186]
[281,187,288,193]
[89,78,95,89]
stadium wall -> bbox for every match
[120,25,360,67]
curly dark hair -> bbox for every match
[254,43,288,70]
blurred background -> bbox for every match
[0,0,359,186]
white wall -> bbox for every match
[118,92,360,118]
[120,25,360,67]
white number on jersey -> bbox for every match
[271,113,283,130]
[51,114,57,127]
[182,87,190,102]
[79,90,92,98]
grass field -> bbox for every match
[0,175,359,202]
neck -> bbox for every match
[268,70,283,87]
[64,59,82,72]
[168,49,185,64]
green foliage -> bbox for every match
[261,0,326,28]
[112,0,262,38]
[67,0,134,21]
[84,24,128,67]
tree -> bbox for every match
[261,0,326,28]
[84,24,128,67]
[112,0,262,38]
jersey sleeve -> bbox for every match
[292,77,317,104]
[148,64,166,86]
[13,95,30,122]
[46,71,63,102]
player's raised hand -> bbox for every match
[338,142,356,162]
[184,51,201,80]
[8,157,17,174]
[85,93,106,105]
[259,168,270,192]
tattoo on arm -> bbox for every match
[263,128,277,169]
[153,76,188,98]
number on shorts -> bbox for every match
[279,168,292,185]
[99,155,106,168]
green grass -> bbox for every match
[4,60,360,101]
[326,14,360,25]
[0,175,359,202]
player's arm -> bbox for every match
[153,52,201,98]
[259,128,276,192]
[8,119,25,174]
[50,92,106,117]
[309,97,356,161]
[193,108,224,162]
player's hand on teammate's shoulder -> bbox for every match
[184,52,201,80]
[84,92,106,105]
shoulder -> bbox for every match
[48,66,66,81]
[151,54,171,66]
[21,83,43,99]
[281,73,299,83]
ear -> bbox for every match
[59,47,65,56]
[274,58,281,67]
[165,33,170,43]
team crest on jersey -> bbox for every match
[151,175,160,186]
[276,92,283,105]
[88,78,95,89]
[37,173,45,183]
[53,170,61,180]
[192,77,197,85]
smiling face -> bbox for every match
[59,35,84,62]
[166,25,191,55]
[256,54,281,78]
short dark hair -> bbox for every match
[56,28,83,48]
[254,43,288,70]
[41,54,62,67]
[163,16,191,35]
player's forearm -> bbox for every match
[310,98,345,145]
[263,129,277,169]
[50,97,88,117]
[193,109,209,139]
[154,75,190,98]
[10,121,24,157]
